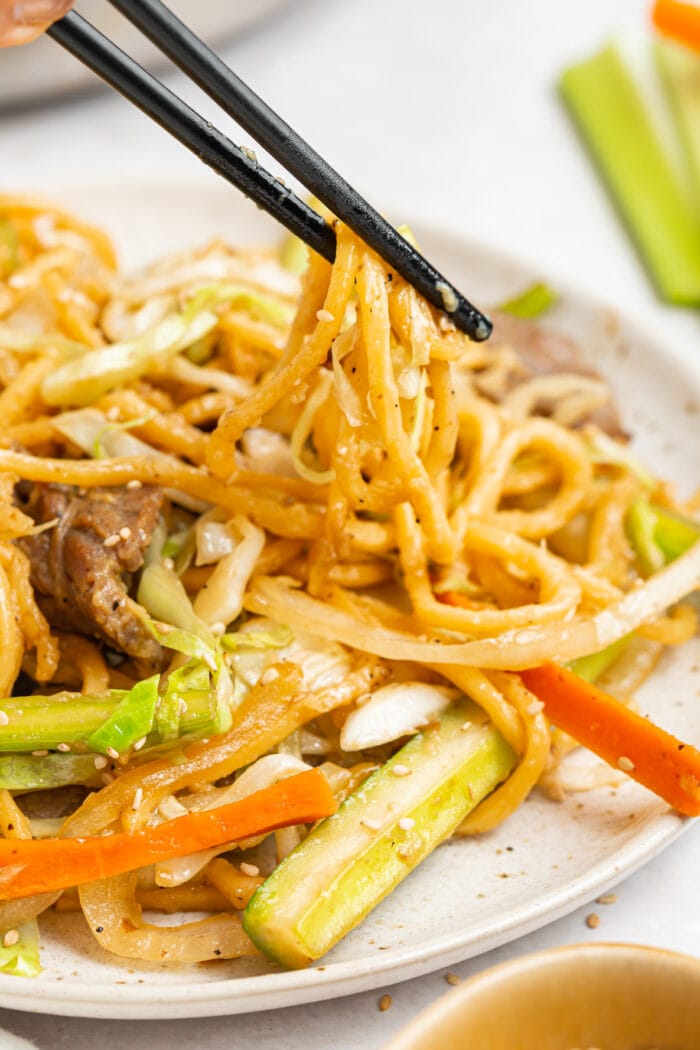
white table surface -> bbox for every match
[0,0,699,1046]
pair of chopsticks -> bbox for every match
[47,0,491,342]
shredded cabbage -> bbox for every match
[42,307,218,406]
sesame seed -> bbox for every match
[209,621,226,637]
[445,972,461,986]
[133,737,147,752]
[0,712,9,727]
[106,746,119,760]
[467,783,474,800]
[240,862,260,877]
[132,788,144,811]
[354,693,372,707]
[397,844,411,859]
[155,622,172,634]
[586,913,601,929]
[597,893,618,905]
[391,764,412,778]
[361,818,382,832]
[460,720,472,732]
[379,994,392,1012]
[103,533,120,548]
[106,407,120,422]
[398,817,415,831]
[31,749,48,757]
[316,309,334,323]
[178,699,188,715]
[2,929,19,948]
[94,755,108,770]
[126,479,142,490]
[527,700,545,715]
[56,742,71,753]
[617,756,635,772]
[101,773,114,785]
[162,557,175,572]
[260,667,279,685]
[119,526,132,541]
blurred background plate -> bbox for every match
[0,0,292,107]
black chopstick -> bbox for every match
[47,12,335,263]
[48,6,492,342]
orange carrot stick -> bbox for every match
[0,769,336,901]
[653,0,700,52]
[521,662,700,816]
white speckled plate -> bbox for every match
[0,183,698,1019]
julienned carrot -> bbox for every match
[0,769,336,901]
[521,662,700,816]
[653,0,700,52]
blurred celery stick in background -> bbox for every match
[656,39,700,206]
[560,42,700,305]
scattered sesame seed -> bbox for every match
[398,817,415,831]
[178,699,188,715]
[316,309,334,323]
[162,557,175,572]
[460,720,472,732]
[445,972,461,986]
[106,746,120,760]
[102,773,114,785]
[586,913,601,929]
[56,742,71,753]
[155,622,172,634]
[241,145,258,163]
[354,693,372,707]
[133,737,147,752]
[0,712,9,727]
[126,479,142,490]
[31,749,48,757]
[617,756,635,772]
[391,764,412,778]
[132,788,144,811]
[103,533,120,548]
[94,755,108,770]
[2,929,19,948]
[240,862,260,877]
[106,407,120,421]
[397,844,411,859]
[260,667,279,685]
[209,621,226,637]
[597,893,618,906]
[119,526,132,541]
[379,994,392,1012]
[527,700,545,715]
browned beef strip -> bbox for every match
[483,311,626,439]
[18,484,164,663]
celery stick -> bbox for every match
[560,43,700,304]
[568,635,631,683]
[0,753,100,791]
[244,702,516,969]
[656,39,700,209]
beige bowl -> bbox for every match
[384,943,700,1050]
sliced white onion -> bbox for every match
[195,519,237,566]
[245,541,700,669]
[340,681,457,752]
[193,515,265,626]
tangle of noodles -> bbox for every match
[0,195,696,973]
